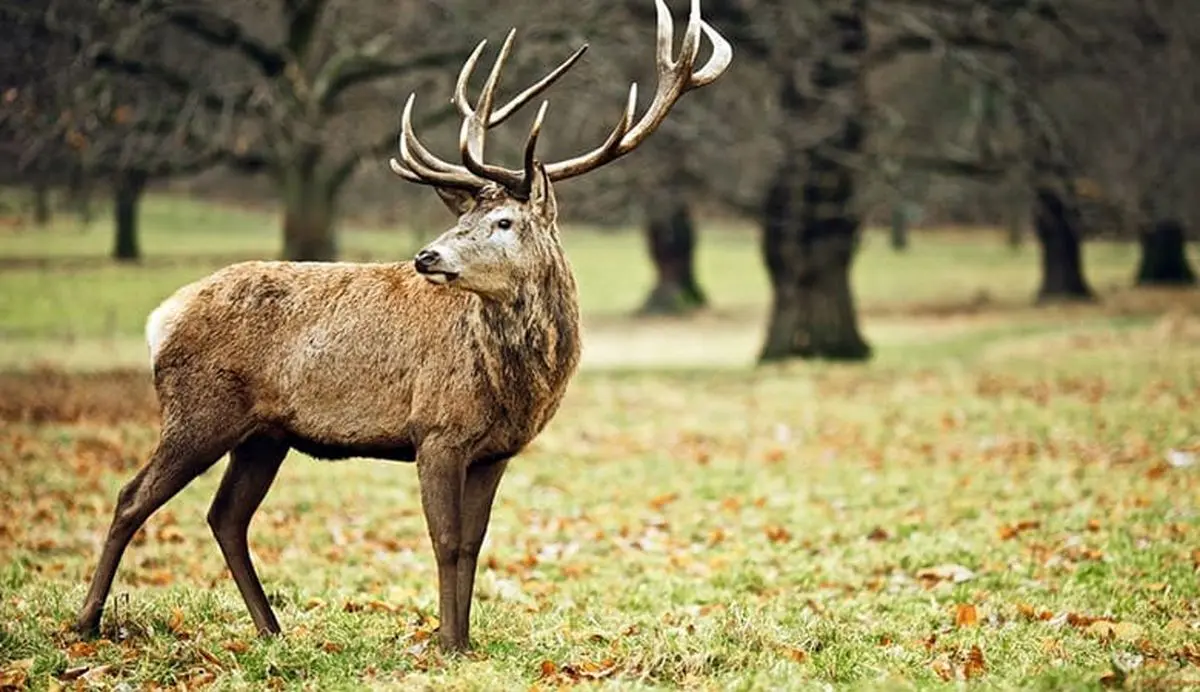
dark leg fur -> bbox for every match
[207,435,288,635]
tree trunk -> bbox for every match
[760,161,871,362]
[758,1,871,363]
[32,182,51,226]
[112,169,146,263]
[1136,219,1195,286]
[889,204,909,252]
[1033,186,1094,303]
[67,168,94,229]
[281,166,337,261]
[638,190,706,315]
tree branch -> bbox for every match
[130,0,287,77]
[327,102,456,192]
[283,0,329,60]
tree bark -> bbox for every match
[758,1,871,363]
[1136,218,1195,286]
[67,168,94,229]
[638,190,706,315]
[32,182,51,227]
[281,164,337,261]
[889,203,909,252]
[112,169,146,262]
[1033,186,1094,303]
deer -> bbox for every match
[73,0,731,652]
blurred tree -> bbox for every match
[14,0,482,261]
[639,182,705,315]
[2,0,230,260]
[705,0,873,362]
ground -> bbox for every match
[0,198,1198,690]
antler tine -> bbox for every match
[491,45,588,125]
[453,39,490,119]
[517,100,550,199]
[692,20,733,87]
[543,0,732,182]
[389,94,481,190]
[458,29,529,191]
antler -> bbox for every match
[389,0,732,197]
[389,32,586,198]
[543,0,732,182]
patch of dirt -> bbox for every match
[0,369,158,424]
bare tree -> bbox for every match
[16,0,496,261]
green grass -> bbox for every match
[1,195,1199,690]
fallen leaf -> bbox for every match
[648,493,679,511]
[916,564,975,585]
[0,659,32,690]
[964,645,986,679]
[955,603,979,628]
[58,666,90,682]
[168,607,186,635]
[1087,621,1118,639]
[320,641,343,653]
[866,526,890,541]
[539,660,558,679]
[1113,622,1144,641]
[66,641,97,658]
[764,525,791,544]
[930,654,954,681]
[223,640,250,654]
[782,647,808,663]
[1166,449,1196,468]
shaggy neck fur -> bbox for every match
[465,239,581,426]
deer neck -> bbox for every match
[467,249,581,404]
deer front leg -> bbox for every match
[456,457,509,646]
[416,446,466,652]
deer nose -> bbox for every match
[414,249,440,273]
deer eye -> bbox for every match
[495,218,513,230]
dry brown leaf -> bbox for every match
[539,660,558,679]
[320,641,343,653]
[930,654,954,681]
[168,607,186,635]
[955,603,979,628]
[866,526,890,542]
[0,659,32,691]
[648,493,679,511]
[1112,622,1144,641]
[782,648,808,663]
[1087,621,1118,639]
[223,640,250,654]
[764,525,791,544]
[66,641,97,658]
[964,645,986,679]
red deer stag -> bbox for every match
[74,0,730,652]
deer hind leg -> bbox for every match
[207,434,288,636]
[75,421,244,637]
[455,457,509,646]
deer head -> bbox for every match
[391,0,732,298]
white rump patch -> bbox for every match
[145,291,193,363]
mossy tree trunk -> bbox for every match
[1135,218,1195,286]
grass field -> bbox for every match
[1,197,1199,690]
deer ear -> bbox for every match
[529,162,557,224]
[435,187,476,216]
